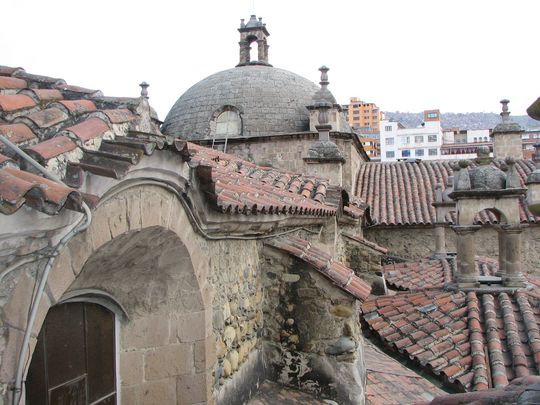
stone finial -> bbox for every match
[475,145,492,165]
[454,160,472,191]
[140,81,149,99]
[240,18,245,28]
[319,66,329,88]
[500,99,510,122]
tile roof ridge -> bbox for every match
[498,292,530,379]
[466,291,489,390]
[515,291,540,374]
[481,293,508,388]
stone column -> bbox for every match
[238,41,249,65]
[257,39,265,63]
[434,224,446,258]
[452,225,481,287]
[495,226,507,277]
[500,225,526,287]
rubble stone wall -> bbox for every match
[261,246,365,405]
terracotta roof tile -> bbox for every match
[31,89,63,102]
[0,66,24,76]
[101,108,137,123]
[65,117,110,141]
[0,94,36,111]
[343,233,388,254]
[58,99,97,113]
[366,256,540,393]
[25,136,77,161]
[266,236,371,301]
[356,160,539,226]
[23,107,68,128]
[0,166,84,214]
[0,123,37,145]
[0,76,27,89]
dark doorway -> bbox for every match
[26,302,116,405]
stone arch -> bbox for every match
[6,183,215,405]
[455,198,518,226]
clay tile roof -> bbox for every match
[58,99,96,113]
[25,136,77,161]
[0,166,83,214]
[101,108,137,123]
[0,76,27,89]
[355,160,539,226]
[364,257,540,393]
[32,89,63,102]
[64,117,110,141]
[23,107,68,128]
[343,233,388,254]
[364,344,445,405]
[0,123,37,145]
[187,143,339,217]
[0,94,36,111]
[266,236,372,301]
[0,66,24,76]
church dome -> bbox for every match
[162,15,324,141]
[162,65,319,140]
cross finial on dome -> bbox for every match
[139,81,149,99]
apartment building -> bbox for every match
[347,97,382,134]
[380,109,443,161]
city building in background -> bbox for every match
[380,109,443,161]
[347,97,382,134]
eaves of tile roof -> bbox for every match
[265,236,372,302]
[355,160,539,226]
[364,343,446,405]
[0,66,362,221]
[362,256,540,393]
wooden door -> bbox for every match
[26,302,116,405]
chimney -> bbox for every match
[491,99,523,160]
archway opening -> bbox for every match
[216,110,241,137]
[248,38,258,62]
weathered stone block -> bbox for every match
[120,350,144,386]
[47,249,75,302]
[194,335,216,373]
[177,372,211,405]
[140,378,176,405]
[144,343,193,380]
[121,315,169,349]
[176,310,210,343]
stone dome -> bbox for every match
[162,65,319,140]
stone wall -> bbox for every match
[365,225,540,275]
[225,134,363,191]
[0,183,269,405]
[261,246,365,405]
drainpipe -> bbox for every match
[0,135,92,405]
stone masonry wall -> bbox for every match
[261,246,365,405]
[365,225,540,275]
[226,135,363,190]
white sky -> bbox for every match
[2,0,539,120]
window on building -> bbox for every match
[353,123,359,128]
[415,149,424,156]
[385,126,392,131]
[353,116,360,121]
[386,151,395,158]
[473,137,477,142]
[353,110,360,115]
[428,148,438,156]
[402,137,410,145]
[415,135,424,143]
[427,112,439,119]
[428,135,437,142]
[401,150,411,157]
[216,110,241,136]
[385,137,394,145]
[364,109,369,113]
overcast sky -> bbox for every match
[2,0,538,120]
